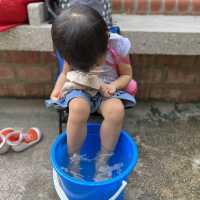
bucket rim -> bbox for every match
[50,123,138,186]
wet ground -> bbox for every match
[0,99,200,200]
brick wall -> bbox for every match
[0,51,56,97]
[112,0,200,15]
[131,54,200,102]
[0,51,199,102]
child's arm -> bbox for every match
[111,61,132,90]
[100,59,132,97]
[50,61,71,100]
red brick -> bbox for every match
[1,51,34,64]
[177,56,196,67]
[24,83,45,97]
[154,55,196,68]
[0,51,7,62]
[149,85,182,101]
[44,84,54,97]
[131,55,142,67]
[155,55,180,66]
[0,83,26,97]
[0,84,8,96]
[17,66,52,83]
[194,55,200,66]
[192,0,200,13]
[9,51,40,64]
[132,55,155,67]
[0,83,50,97]
[124,0,134,14]
[164,0,176,13]
[167,67,199,84]
[179,86,200,102]
[132,82,200,102]
[135,66,163,84]
[0,51,56,65]
[145,55,156,66]
[112,0,122,13]
[149,85,166,100]
[136,84,151,99]
[39,52,57,65]
[137,84,181,101]
[0,66,15,80]
[138,0,148,14]
[151,0,162,14]
[166,87,182,101]
[178,0,189,13]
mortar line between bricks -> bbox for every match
[134,0,139,13]
[145,0,149,14]
[160,0,165,14]
[121,0,125,13]
[175,0,178,14]
[188,0,193,14]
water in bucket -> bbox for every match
[61,152,124,182]
[51,123,138,200]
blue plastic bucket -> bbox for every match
[50,123,138,200]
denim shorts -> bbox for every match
[45,90,136,113]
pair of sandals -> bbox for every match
[0,127,42,154]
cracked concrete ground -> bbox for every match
[0,99,200,200]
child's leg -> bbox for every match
[97,98,125,166]
[66,97,90,178]
[67,97,90,156]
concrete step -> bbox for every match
[0,14,200,55]
[114,14,200,55]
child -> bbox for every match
[46,5,136,179]
[59,0,112,28]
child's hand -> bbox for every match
[100,83,116,97]
[50,90,62,101]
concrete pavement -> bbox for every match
[0,99,200,200]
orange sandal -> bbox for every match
[0,128,16,154]
[9,128,42,152]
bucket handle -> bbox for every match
[53,170,127,200]
[108,180,127,200]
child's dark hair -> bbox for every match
[52,5,109,72]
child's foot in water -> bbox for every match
[94,152,113,182]
[94,164,112,182]
[67,153,84,180]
